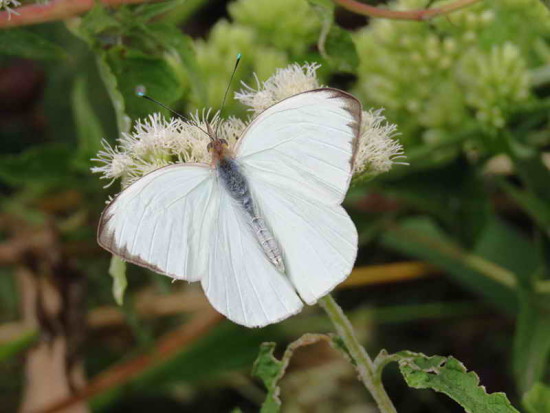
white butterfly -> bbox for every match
[98,88,361,327]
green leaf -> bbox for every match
[0,29,65,60]
[0,144,74,188]
[72,76,105,167]
[134,0,189,21]
[109,255,127,306]
[505,133,550,204]
[394,351,519,413]
[523,382,550,413]
[253,343,284,413]
[379,158,491,248]
[513,290,550,393]
[381,217,518,314]
[473,216,538,284]
[77,4,122,45]
[142,23,206,103]
[96,53,131,134]
[253,334,338,413]
[308,0,358,73]
[105,48,184,120]
[0,329,37,362]
[500,180,550,237]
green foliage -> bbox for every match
[0,330,37,363]
[105,48,183,120]
[523,382,550,413]
[0,28,66,60]
[513,289,550,393]
[393,351,519,412]
[381,217,518,313]
[2,0,550,410]
[229,0,320,56]
[0,144,75,189]
[72,76,105,166]
[308,0,358,73]
[193,21,288,110]
[109,255,127,306]
[253,334,340,413]
[253,343,284,413]
[353,0,550,145]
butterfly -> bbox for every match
[98,88,361,327]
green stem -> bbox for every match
[96,55,131,135]
[319,294,397,413]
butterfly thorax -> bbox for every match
[216,156,285,273]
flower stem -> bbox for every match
[319,294,397,413]
[333,0,481,21]
[0,0,162,28]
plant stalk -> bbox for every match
[319,294,397,413]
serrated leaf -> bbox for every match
[0,29,65,60]
[253,334,336,413]
[395,351,519,413]
[523,382,550,413]
[253,343,284,413]
[72,76,105,167]
[109,255,127,306]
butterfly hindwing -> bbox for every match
[202,180,303,327]
[236,88,361,304]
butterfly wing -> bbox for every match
[98,163,303,327]
[98,163,216,281]
[235,88,361,304]
[202,179,303,327]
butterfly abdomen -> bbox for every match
[217,158,285,272]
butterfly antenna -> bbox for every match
[215,53,242,137]
[135,86,211,139]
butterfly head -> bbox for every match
[207,137,230,164]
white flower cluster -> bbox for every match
[91,112,245,187]
[0,0,21,17]
[235,62,322,114]
[92,63,404,187]
[354,109,406,177]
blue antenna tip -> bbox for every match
[135,85,146,97]
[236,53,242,60]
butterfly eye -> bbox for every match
[207,142,213,151]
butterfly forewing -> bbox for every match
[236,88,361,304]
[97,163,216,281]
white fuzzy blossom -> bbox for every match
[92,62,404,189]
[91,111,245,187]
[0,0,21,17]
[353,109,406,177]
[91,140,134,187]
[235,62,322,114]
